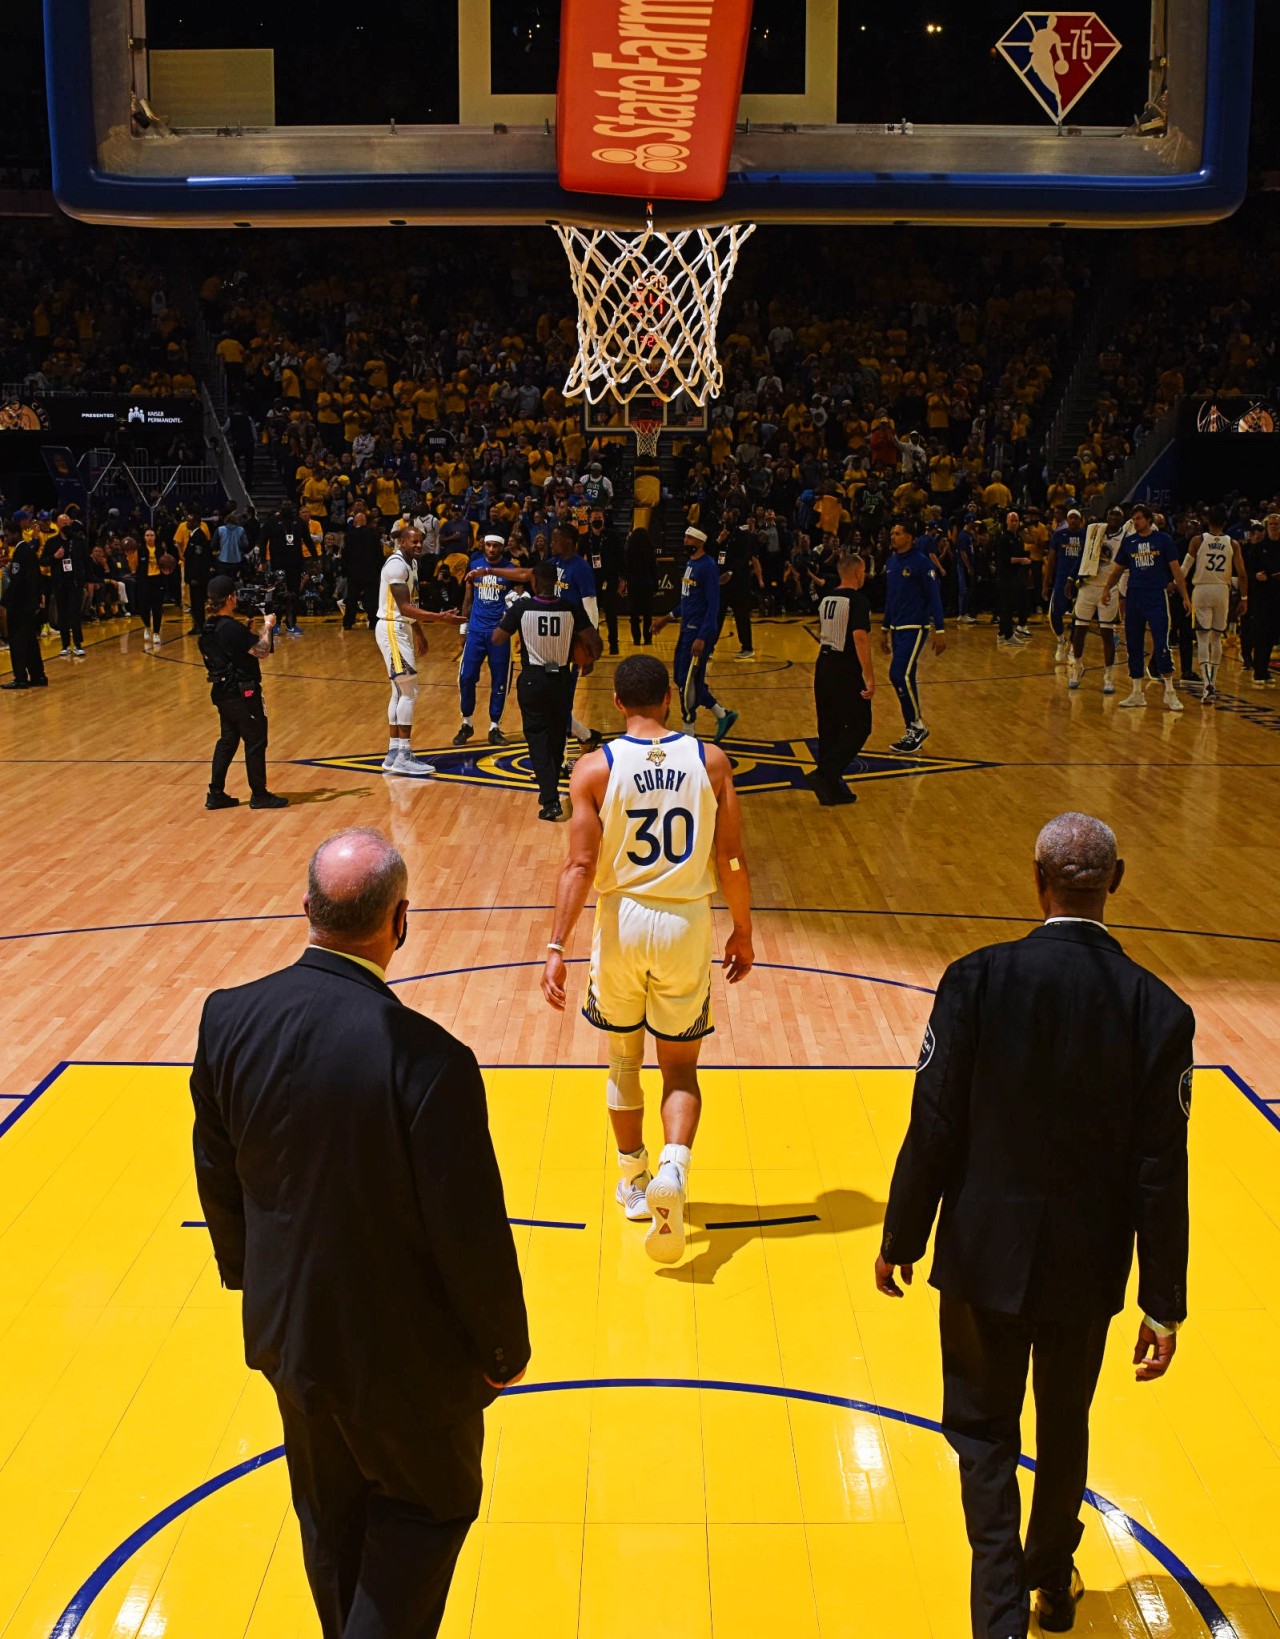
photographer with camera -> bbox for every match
[200,574,288,812]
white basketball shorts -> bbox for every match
[1072,580,1119,626]
[376,617,416,680]
[583,893,714,1041]
[1192,585,1229,633]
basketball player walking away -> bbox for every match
[542,654,754,1265]
[810,550,876,805]
[1045,508,1086,665]
[882,520,946,753]
[491,560,601,820]
[1183,505,1247,705]
[376,527,463,777]
[652,526,738,743]
[1066,509,1124,694]
[1100,504,1192,712]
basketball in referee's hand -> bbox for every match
[572,629,599,669]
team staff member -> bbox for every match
[623,525,659,646]
[454,533,517,746]
[652,526,738,743]
[492,559,601,821]
[1044,508,1086,664]
[810,549,876,805]
[183,510,217,636]
[542,654,753,1263]
[585,509,622,654]
[877,812,1192,1639]
[0,532,49,689]
[1100,503,1191,712]
[44,515,88,658]
[199,574,288,810]
[191,829,529,1639]
[878,816,1186,1639]
[340,506,382,632]
[993,511,1032,648]
[881,520,946,753]
[1245,512,1280,686]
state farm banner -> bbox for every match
[557,0,753,203]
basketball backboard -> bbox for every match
[47,0,1251,228]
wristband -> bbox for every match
[547,942,565,953]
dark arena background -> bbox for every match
[2,2,1280,1637]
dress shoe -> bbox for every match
[1037,1567,1084,1632]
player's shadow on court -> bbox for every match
[277,785,373,804]
[659,1187,885,1285]
[1073,1579,1272,1635]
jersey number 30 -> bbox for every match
[626,807,694,867]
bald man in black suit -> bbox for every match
[877,812,1193,1639]
[191,828,529,1639]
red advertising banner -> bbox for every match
[557,0,754,202]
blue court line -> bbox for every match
[4,905,1280,947]
[705,1213,820,1231]
[386,958,937,996]
[45,1376,1237,1639]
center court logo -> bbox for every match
[301,736,997,796]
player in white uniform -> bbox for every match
[375,527,462,775]
[1066,507,1126,693]
[1182,504,1248,705]
[542,653,754,1265]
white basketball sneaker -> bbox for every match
[1067,659,1084,689]
[645,1146,689,1264]
[1119,682,1147,708]
[395,752,437,777]
[1055,640,1069,664]
[1163,684,1184,713]
[616,1171,653,1221]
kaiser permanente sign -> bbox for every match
[557,0,753,201]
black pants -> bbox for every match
[1168,592,1194,678]
[718,580,754,651]
[6,614,46,684]
[940,1293,1111,1639]
[518,666,574,805]
[280,563,304,628]
[1252,590,1279,681]
[137,574,165,635]
[814,656,872,786]
[210,686,269,797]
[275,1392,482,1639]
[596,572,620,650]
[629,585,655,644]
[344,577,378,630]
[996,572,1020,640]
[188,575,209,630]
[54,585,84,649]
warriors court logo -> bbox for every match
[995,13,1121,123]
[302,737,996,796]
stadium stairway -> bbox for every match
[1043,241,1134,481]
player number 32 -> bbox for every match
[625,806,694,867]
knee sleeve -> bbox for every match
[392,673,418,726]
[606,1028,646,1110]
[387,685,399,727]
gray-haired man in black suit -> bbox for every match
[191,828,530,1639]
[876,812,1193,1639]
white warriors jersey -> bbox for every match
[596,733,719,901]
[378,549,417,621]
[1186,532,1234,586]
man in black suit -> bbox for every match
[190,828,530,1639]
[876,812,1193,1639]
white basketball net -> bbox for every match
[632,418,662,458]
[554,218,756,406]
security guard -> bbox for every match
[881,520,946,753]
[492,560,599,821]
[809,549,876,805]
[877,813,1193,1639]
[200,574,288,810]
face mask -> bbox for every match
[395,913,408,952]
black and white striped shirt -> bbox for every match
[817,586,871,659]
[498,593,588,671]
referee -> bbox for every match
[877,813,1192,1638]
[492,560,601,821]
[809,548,876,805]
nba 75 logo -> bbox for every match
[995,14,1122,122]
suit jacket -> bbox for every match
[882,921,1193,1324]
[191,948,530,1429]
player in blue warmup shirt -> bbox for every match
[652,526,738,744]
[453,533,517,745]
[1045,507,1087,663]
[881,521,947,753]
[1101,503,1192,712]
